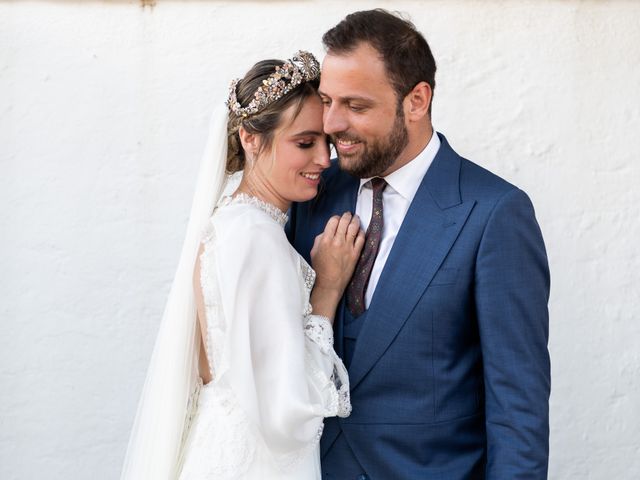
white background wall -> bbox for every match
[1,1,638,479]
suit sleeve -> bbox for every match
[475,188,551,479]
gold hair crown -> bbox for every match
[226,50,320,118]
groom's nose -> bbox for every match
[323,103,348,136]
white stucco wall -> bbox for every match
[1,1,638,479]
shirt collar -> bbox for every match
[358,131,441,201]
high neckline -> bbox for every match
[220,192,289,227]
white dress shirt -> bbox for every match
[355,131,441,309]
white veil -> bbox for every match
[121,106,230,480]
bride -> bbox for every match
[121,51,364,480]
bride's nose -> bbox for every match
[314,140,331,168]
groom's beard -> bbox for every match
[333,104,409,179]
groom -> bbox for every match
[288,9,550,479]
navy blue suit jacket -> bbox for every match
[287,134,550,479]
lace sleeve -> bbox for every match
[303,315,334,353]
[304,315,352,418]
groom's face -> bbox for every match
[319,42,409,178]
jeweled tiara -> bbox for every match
[226,50,320,118]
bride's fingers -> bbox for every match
[334,212,352,241]
[346,217,360,243]
[353,230,366,255]
[323,215,341,237]
[351,213,361,229]
[311,232,322,252]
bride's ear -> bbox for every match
[238,126,260,161]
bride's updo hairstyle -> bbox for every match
[226,51,321,174]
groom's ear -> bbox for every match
[405,81,432,122]
[238,126,260,157]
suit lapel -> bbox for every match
[347,134,476,390]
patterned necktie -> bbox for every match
[346,177,387,317]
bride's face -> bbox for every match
[256,94,330,205]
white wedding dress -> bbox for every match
[176,193,351,480]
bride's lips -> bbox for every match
[334,138,362,155]
[300,171,322,185]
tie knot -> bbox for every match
[370,177,387,197]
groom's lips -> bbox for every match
[335,138,362,155]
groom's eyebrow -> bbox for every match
[318,90,375,104]
[343,95,374,103]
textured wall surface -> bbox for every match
[1,1,639,479]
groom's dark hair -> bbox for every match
[322,9,436,114]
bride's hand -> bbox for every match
[309,212,365,321]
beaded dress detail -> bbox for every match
[177,193,351,480]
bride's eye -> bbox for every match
[297,141,314,149]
